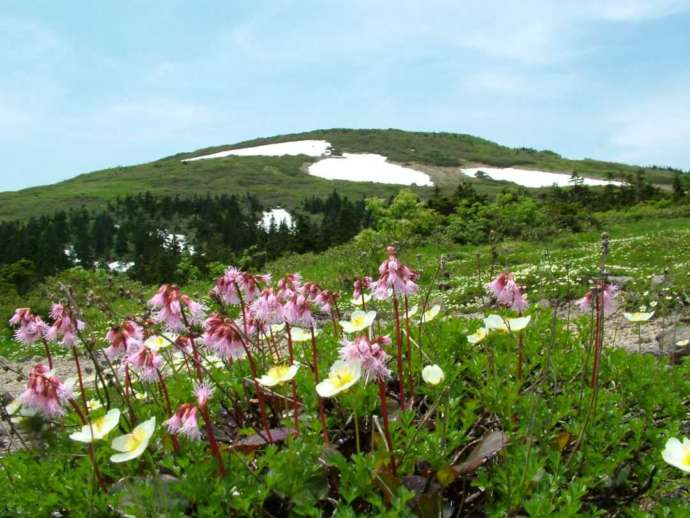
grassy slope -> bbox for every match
[0,128,682,221]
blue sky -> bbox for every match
[2,0,690,191]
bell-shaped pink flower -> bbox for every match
[9,308,48,345]
[485,272,529,312]
[149,284,206,331]
[250,288,284,325]
[202,314,246,360]
[214,267,270,305]
[340,335,391,383]
[352,277,373,301]
[104,320,143,360]
[166,403,201,440]
[283,294,315,328]
[126,344,163,382]
[19,364,72,418]
[194,382,214,408]
[45,303,85,347]
[277,273,303,302]
[372,246,419,300]
[576,282,618,315]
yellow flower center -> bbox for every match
[91,416,108,434]
[125,428,147,451]
[683,450,690,467]
[332,371,353,389]
[352,316,365,327]
[269,365,290,380]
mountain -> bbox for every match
[0,128,682,221]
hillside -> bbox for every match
[0,128,683,221]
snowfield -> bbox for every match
[261,208,293,230]
[308,153,433,186]
[183,140,331,162]
[461,167,623,188]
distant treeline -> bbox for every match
[0,191,371,289]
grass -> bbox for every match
[1,128,683,221]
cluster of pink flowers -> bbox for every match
[277,273,302,300]
[19,364,72,417]
[485,272,529,313]
[9,308,47,345]
[104,320,143,360]
[576,282,619,315]
[149,284,206,331]
[283,294,316,328]
[372,246,419,300]
[213,267,270,305]
[44,303,86,347]
[340,335,391,383]
[202,314,246,360]
[250,288,284,324]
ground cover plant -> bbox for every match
[2,220,690,516]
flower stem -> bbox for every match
[403,295,415,404]
[377,381,397,476]
[310,326,330,445]
[239,338,273,443]
[41,338,53,370]
[392,293,406,411]
[199,403,226,478]
[285,323,300,435]
[157,371,181,453]
[69,399,106,491]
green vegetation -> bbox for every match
[2,129,686,221]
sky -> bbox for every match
[2,0,690,191]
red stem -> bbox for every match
[392,294,406,411]
[403,295,415,404]
[285,324,300,435]
[157,372,181,453]
[240,338,274,442]
[310,326,330,445]
[41,338,53,370]
[199,403,226,478]
[377,381,397,476]
[69,399,106,490]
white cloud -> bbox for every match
[608,93,690,169]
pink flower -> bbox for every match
[104,320,143,360]
[352,277,373,300]
[372,246,419,300]
[194,382,214,407]
[485,273,529,313]
[315,290,340,314]
[9,308,47,345]
[202,314,246,360]
[250,288,284,324]
[576,282,618,315]
[214,267,270,304]
[149,284,206,331]
[166,403,201,440]
[283,294,315,328]
[126,344,163,382]
[339,335,391,383]
[45,304,85,347]
[174,335,193,354]
[277,273,303,302]
[19,364,72,418]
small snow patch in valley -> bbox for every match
[261,208,293,231]
[461,167,623,188]
[308,153,433,186]
[183,140,331,162]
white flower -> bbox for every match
[258,364,300,387]
[421,305,441,324]
[467,328,488,345]
[86,399,103,412]
[406,305,419,318]
[623,312,654,323]
[110,416,156,463]
[484,315,531,333]
[662,437,690,473]
[351,294,372,306]
[316,360,361,398]
[289,327,317,342]
[145,334,174,352]
[421,365,445,385]
[340,310,376,334]
[676,339,690,347]
[70,409,121,443]
[270,323,286,334]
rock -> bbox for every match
[657,326,690,357]
[651,274,667,288]
[608,276,633,287]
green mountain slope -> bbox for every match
[0,128,681,221]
